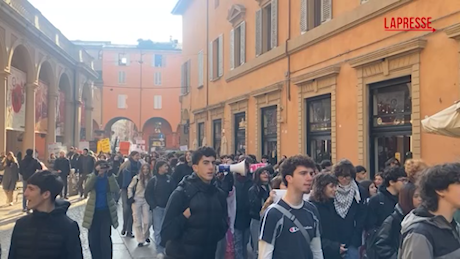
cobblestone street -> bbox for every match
[0,187,158,259]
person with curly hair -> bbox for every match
[404,159,427,183]
[331,159,367,259]
[399,163,460,258]
[310,173,346,259]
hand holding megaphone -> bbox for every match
[216,160,247,176]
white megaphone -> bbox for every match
[216,160,247,176]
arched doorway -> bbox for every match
[35,60,54,160]
[57,72,72,145]
[104,117,139,154]
[142,117,176,152]
[6,43,34,156]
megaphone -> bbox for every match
[216,160,247,176]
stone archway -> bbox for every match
[142,117,177,150]
[36,60,55,158]
[7,43,35,155]
[58,72,73,146]
[105,117,139,150]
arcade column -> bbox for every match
[73,99,82,147]
[0,71,8,153]
[85,106,93,141]
[22,83,37,155]
[45,91,57,158]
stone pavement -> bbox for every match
[0,184,159,259]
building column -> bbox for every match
[74,99,82,148]
[0,72,8,153]
[85,106,94,141]
[22,83,37,155]
[45,91,57,158]
[64,97,73,147]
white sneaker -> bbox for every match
[156,253,165,259]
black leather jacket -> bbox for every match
[374,204,404,259]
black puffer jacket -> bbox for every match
[8,200,83,259]
[374,204,404,259]
[160,173,228,259]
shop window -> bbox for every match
[213,119,222,156]
[261,106,277,165]
[306,94,332,163]
[234,112,246,154]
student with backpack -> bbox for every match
[259,155,323,259]
[145,161,175,258]
[160,147,228,259]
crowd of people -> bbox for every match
[2,145,460,259]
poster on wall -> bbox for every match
[56,91,66,136]
[35,80,48,132]
[6,67,26,131]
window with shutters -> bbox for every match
[118,71,126,84]
[181,60,191,95]
[210,35,223,80]
[256,0,277,56]
[154,72,162,86]
[198,50,204,87]
[154,54,164,67]
[300,0,332,33]
[118,53,129,66]
[154,95,162,109]
[231,22,246,69]
[117,95,127,109]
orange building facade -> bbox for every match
[174,0,460,176]
[98,42,182,151]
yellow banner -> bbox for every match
[98,138,111,153]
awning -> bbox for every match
[421,102,460,137]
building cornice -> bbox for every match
[445,23,460,41]
[227,94,250,106]
[292,65,341,86]
[252,81,283,98]
[349,38,427,68]
[171,0,189,15]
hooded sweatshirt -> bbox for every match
[399,206,460,259]
[8,200,83,259]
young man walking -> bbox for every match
[259,155,323,259]
[8,170,83,259]
[399,163,460,258]
[160,147,228,259]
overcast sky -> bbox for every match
[28,0,183,44]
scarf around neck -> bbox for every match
[334,180,361,218]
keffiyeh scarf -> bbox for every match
[334,180,361,218]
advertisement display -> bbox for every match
[35,80,48,132]
[56,91,66,136]
[6,67,26,131]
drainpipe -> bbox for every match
[285,0,291,102]
[206,0,209,111]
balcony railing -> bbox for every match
[2,0,94,70]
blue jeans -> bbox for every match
[345,246,359,259]
[234,228,250,259]
[152,207,166,254]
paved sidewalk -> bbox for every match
[0,186,158,259]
